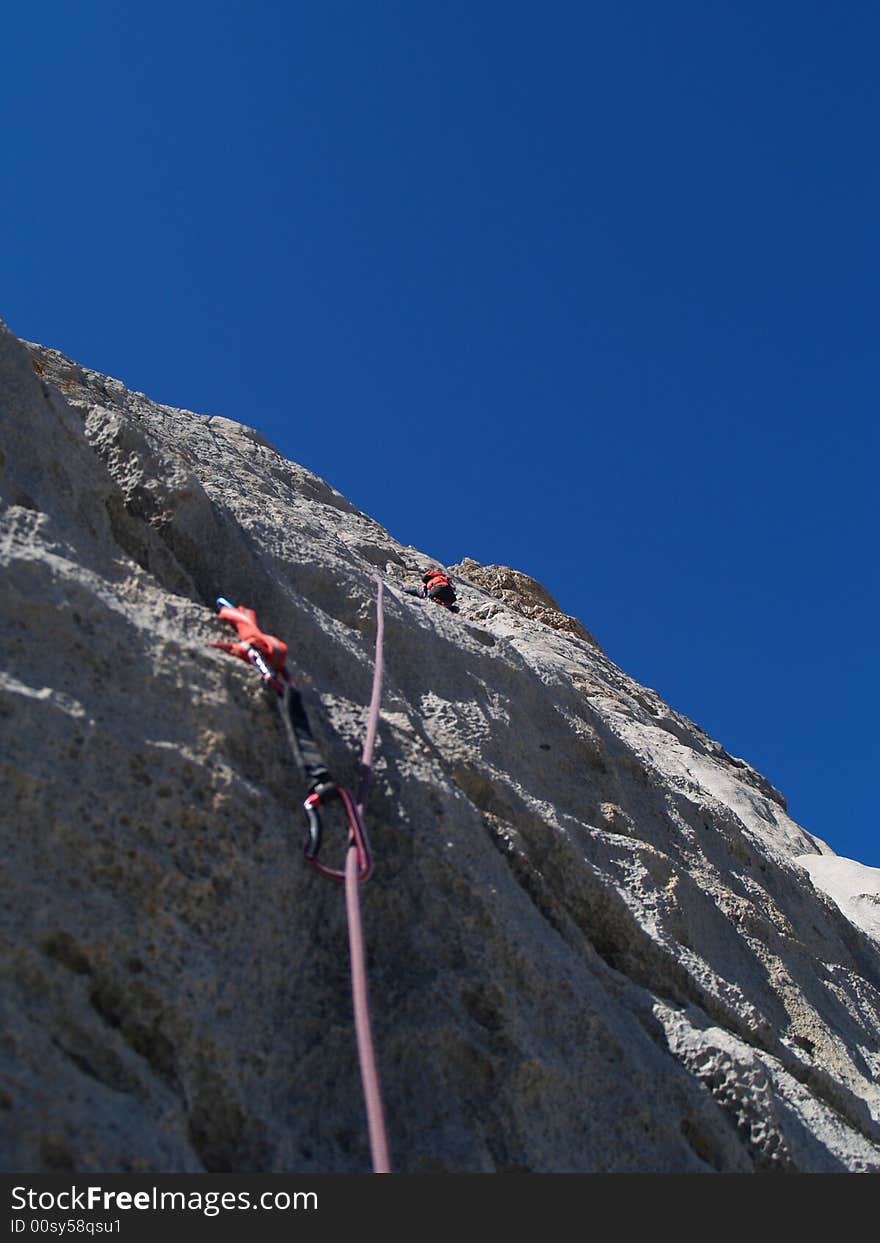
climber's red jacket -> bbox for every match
[422,570,450,593]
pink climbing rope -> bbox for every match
[356,576,384,817]
[345,846,391,1173]
[346,576,391,1173]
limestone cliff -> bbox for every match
[2,320,879,1173]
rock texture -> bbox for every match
[450,558,602,648]
[2,318,880,1174]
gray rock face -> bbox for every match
[2,319,879,1173]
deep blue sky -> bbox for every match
[4,3,876,864]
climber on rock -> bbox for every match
[403,567,459,613]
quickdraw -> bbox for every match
[211,597,371,882]
[211,584,391,1174]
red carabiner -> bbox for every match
[211,602,288,679]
